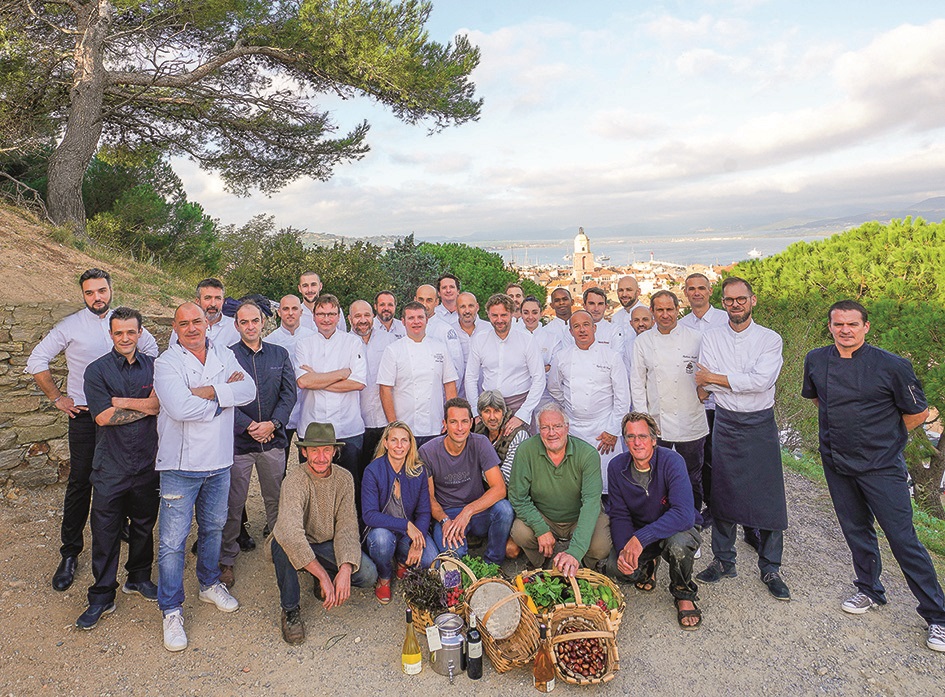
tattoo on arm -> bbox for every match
[108,408,148,425]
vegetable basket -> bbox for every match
[465,577,541,673]
[548,605,619,685]
[404,553,477,634]
[520,567,626,632]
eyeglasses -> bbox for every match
[624,434,654,442]
[314,311,339,319]
[539,424,567,433]
[722,296,751,307]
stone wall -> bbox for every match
[0,304,172,492]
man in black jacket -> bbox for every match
[220,301,296,587]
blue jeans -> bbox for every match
[431,499,514,564]
[271,538,378,610]
[365,527,438,579]
[157,468,230,614]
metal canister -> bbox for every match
[430,612,466,679]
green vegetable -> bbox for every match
[459,555,501,587]
[523,573,568,610]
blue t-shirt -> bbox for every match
[419,433,501,509]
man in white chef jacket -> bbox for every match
[547,310,630,496]
[377,301,459,448]
[582,286,623,353]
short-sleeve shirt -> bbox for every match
[420,433,500,509]
[84,348,158,476]
[802,342,927,475]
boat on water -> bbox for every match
[598,255,611,262]
[748,248,762,259]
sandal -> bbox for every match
[675,598,702,631]
[634,559,660,592]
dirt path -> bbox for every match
[0,471,941,697]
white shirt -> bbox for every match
[373,316,406,339]
[300,304,348,332]
[547,341,630,494]
[295,329,366,438]
[543,316,572,347]
[168,315,240,351]
[465,328,546,422]
[427,314,466,396]
[434,304,461,328]
[630,324,709,442]
[265,324,316,429]
[154,341,256,472]
[678,305,729,334]
[26,307,159,405]
[699,320,783,412]
[376,336,458,437]
[357,328,398,429]
[456,320,492,362]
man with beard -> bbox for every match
[298,271,347,332]
[28,268,158,591]
[372,290,405,338]
[694,277,790,601]
[505,283,526,325]
[434,273,462,327]
[611,275,645,337]
[168,278,240,349]
[349,299,397,480]
[455,291,490,363]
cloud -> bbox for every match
[588,109,666,140]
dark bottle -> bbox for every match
[466,611,483,680]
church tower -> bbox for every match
[573,227,594,282]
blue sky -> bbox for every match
[176,1,945,241]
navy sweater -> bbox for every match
[361,455,432,535]
[607,446,695,550]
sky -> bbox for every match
[175,1,945,243]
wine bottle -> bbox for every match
[402,608,422,675]
[466,612,483,680]
[533,624,555,692]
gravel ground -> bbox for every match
[1,470,942,697]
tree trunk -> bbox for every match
[46,1,113,240]
[909,430,945,520]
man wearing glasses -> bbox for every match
[693,277,790,601]
[295,294,367,502]
[508,403,611,577]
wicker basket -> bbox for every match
[521,567,626,632]
[466,577,541,673]
[405,553,477,634]
[548,605,619,685]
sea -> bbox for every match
[485,230,834,268]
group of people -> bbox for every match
[27,266,945,653]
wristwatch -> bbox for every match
[271,419,283,431]
[440,516,450,524]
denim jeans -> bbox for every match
[271,538,378,610]
[365,527,438,579]
[431,499,514,564]
[157,468,231,614]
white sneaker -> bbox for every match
[163,611,187,652]
[928,624,945,652]
[694,546,702,560]
[841,591,879,615]
[199,582,239,613]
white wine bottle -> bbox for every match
[402,608,422,675]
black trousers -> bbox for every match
[607,528,701,601]
[60,411,97,558]
[712,519,783,577]
[88,467,160,605]
[824,465,945,625]
[701,409,715,516]
[658,436,706,513]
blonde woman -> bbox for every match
[361,421,437,604]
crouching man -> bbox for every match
[270,423,378,644]
[607,412,702,629]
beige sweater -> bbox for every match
[272,464,362,573]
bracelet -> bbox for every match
[54,395,64,403]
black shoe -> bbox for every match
[763,572,791,601]
[262,523,271,538]
[122,580,159,601]
[191,539,198,555]
[237,524,256,552]
[120,519,131,543]
[76,602,115,630]
[695,559,737,583]
[700,508,714,530]
[743,527,761,552]
[52,556,77,591]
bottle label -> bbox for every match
[403,659,422,675]
[425,626,442,651]
[468,642,482,659]
[535,677,555,692]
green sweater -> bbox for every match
[508,434,603,561]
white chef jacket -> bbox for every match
[427,314,466,396]
[264,324,315,430]
[630,324,709,442]
[168,314,240,351]
[679,305,729,410]
[300,303,348,332]
[154,340,256,472]
[593,319,624,354]
[610,302,647,337]
[373,316,406,339]
[547,341,630,494]
[357,328,398,429]
[294,329,366,438]
[434,304,461,328]
[542,316,572,347]
[376,336,458,437]
[26,307,159,405]
[465,328,546,422]
[699,320,783,412]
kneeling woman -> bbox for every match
[362,421,437,604]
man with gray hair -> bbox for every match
[509,403,611,575]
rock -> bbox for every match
[7,465,56,488]
[0,448,24,471]
[11,413,60,429]
[47,437,70,461]
[0,396,41,414]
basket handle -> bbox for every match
[431,552,479,584]
[551,630,614,644]
[481,590,527,627]
[565,574,582,605]
[521,569,583,604]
